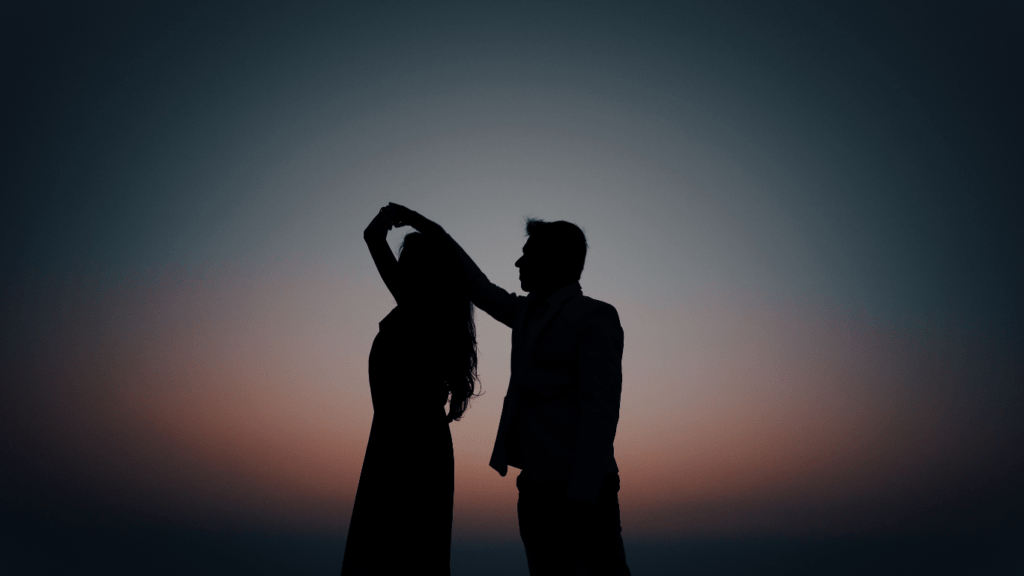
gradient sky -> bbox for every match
[3,1,1022,573]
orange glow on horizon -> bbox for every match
[22,263,1020,539]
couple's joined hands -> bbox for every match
[371,203,416,229]
[374,203,445,237]
[365,203,417,238]
[383,203,414,228]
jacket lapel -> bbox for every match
[524,282,581,351]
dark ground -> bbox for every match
[2,502,1021,575]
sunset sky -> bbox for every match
[3,2,1022,574]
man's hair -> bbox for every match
[525,218,588,281]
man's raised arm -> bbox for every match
[387,203,519,328]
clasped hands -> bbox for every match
[370,203,416,228]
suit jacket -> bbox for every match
[451,236,624,504]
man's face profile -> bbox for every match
[515,237,558,294]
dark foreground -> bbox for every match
[2,503,1020,575]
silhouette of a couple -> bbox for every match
[341,204,630,576]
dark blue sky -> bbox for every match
[5,2,1022,319]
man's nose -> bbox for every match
[515,256,523,268]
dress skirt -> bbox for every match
[341,307,455,576]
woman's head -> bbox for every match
[398,232,464,304]
[398,232,479,421]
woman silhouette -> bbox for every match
[341,206,478,576]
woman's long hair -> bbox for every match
[398,232,479,422]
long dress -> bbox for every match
[341,306,454,576]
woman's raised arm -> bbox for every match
[363,207,403,302]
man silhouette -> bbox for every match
[388,205,630,576]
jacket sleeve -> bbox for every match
[566,304,625,503]
[446,233,519,328]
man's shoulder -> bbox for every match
[575,294,617,313]
[566,293,620,326]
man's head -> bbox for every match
[515,218,587,294]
